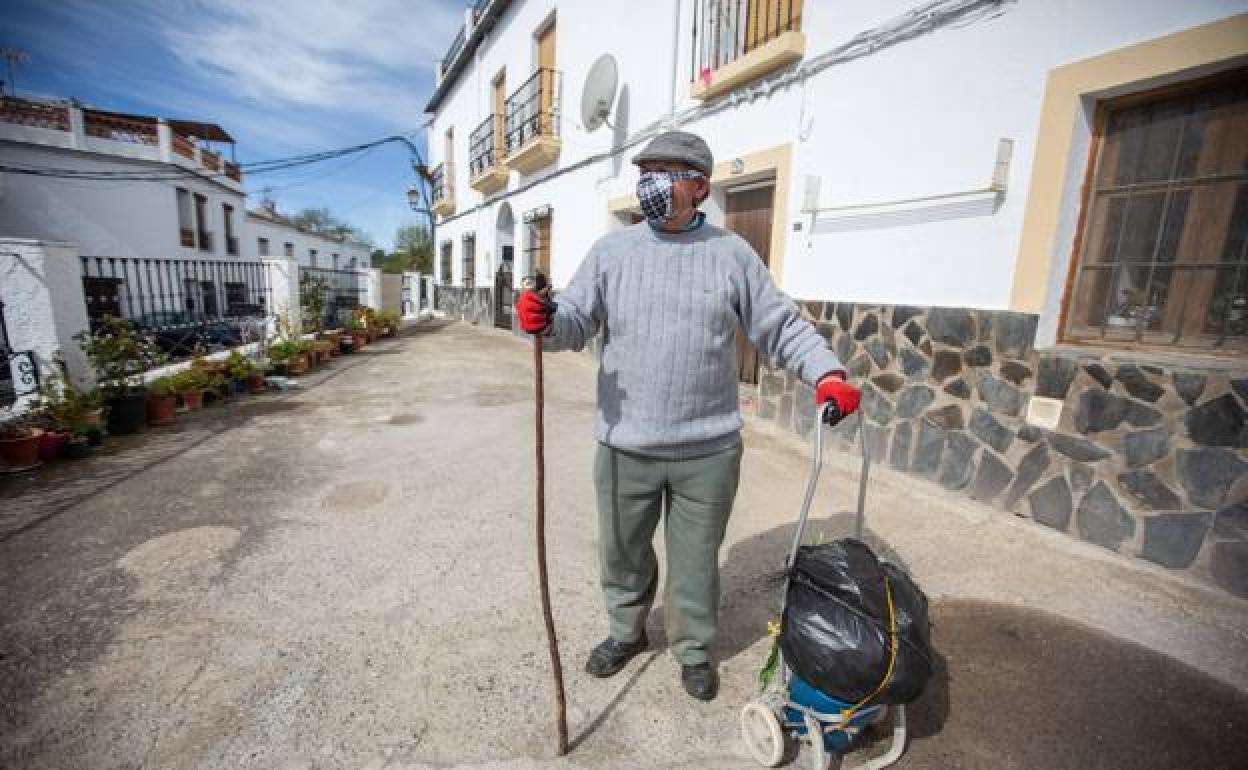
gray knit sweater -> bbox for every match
[544,221,843,459]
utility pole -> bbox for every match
[0,48,30,97]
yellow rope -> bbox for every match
[841,575,897,722]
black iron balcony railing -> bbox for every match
[469,113,505,177]
[430,163,451,203]
[441,26,467,76]
[691,0,803,82]
[505,68,561,155]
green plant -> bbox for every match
[268,339,304,363]
[148,375,177,398]
[30,377,104,431]
[170,364,219,393]
[75,317,167,395]
[299,272,329,333]
[225,350,255,380]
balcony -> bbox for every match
[0,96,244,190]
[469,112,508,194]
[440,26,467,78]
[430,163,455,218]
[690,0,805,101]
[504,68,561,174]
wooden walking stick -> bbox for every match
[527,273,568,756]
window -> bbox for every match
[223,203,238,255]
[176,188,194,247]
[193,193,211,251]
[258,237,270,257]
[284,242,294,258]
[225,282,246,313]
[332,253,339,269]
[1064,70,1248,353]
[440,241,453,285]
[463,234,476,289]
[309,248,318,268]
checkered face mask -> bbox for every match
[637,170,704,225]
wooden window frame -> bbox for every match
[1058,67,1248,355]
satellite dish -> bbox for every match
[580,54,618,132]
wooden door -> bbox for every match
[725,184,775,384]
[537,20,556,133]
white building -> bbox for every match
[245,204,372,270]
[0,95,374,330]
[0,97,247,260]
[422,1,1248,596]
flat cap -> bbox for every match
[633,130,714,176]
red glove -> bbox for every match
[816,372,860,421]
[517,290,555,334]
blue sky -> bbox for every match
[4,0,467,249]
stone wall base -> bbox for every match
[750,301,1246,599]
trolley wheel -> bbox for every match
[740,700,785,767]
[803,710,839,770]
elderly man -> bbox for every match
[516,130,860,701]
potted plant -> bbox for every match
[172,365,216,411]
[76,317,166,435]
[31,379,87,460]
[346,317,368,350]
[373,310,398,337]
[146,375,178,426]
[64,430,92,460]
[312,339,335,364]
[0,417,45,469]
[225,350,255,394]
[268,338,310,375]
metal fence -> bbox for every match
[80,256,272,361]
[300,267,365,332]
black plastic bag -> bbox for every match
[780,539,932,705]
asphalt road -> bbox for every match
[2,321,1246,770]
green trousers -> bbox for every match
[593,441,743,665]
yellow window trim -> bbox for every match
[1010,13,1248,314]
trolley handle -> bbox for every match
[785,403,871,571]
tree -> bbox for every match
[291,207,373,246]
[389,224,433,274]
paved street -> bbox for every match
[2,321,1247,770]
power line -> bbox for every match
[0,133,421,183]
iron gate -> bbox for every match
[494,247,514,329]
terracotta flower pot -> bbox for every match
[0,429,44,468]
[147,393,177,426]
[288,353,310,375]
[181,389,205,411]
[38,430,70,461]
[247,372,266,394]
[81,408,105,428]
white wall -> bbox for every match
[244,214,372,269]
[0,142,245,260]
[425,0,1244,315]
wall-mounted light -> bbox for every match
[730,158,745,175]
